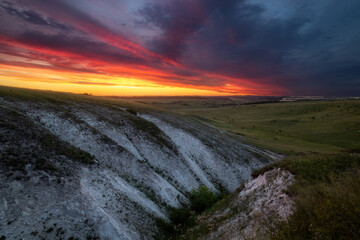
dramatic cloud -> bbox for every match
[0,1,70,31]
[0,0,359,95]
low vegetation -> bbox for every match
[253,153,360,240]
[156,185,224,239]
[174,100,360,154]
[0,103,94,176]
[127,115,177,152]
[40,133,95,164]
[124,96,280,111]
[151,99,360,239]
[175,187,244,240]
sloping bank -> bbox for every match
[0,87,275,240]
[174,153,360,240]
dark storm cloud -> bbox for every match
[138,0,310,80]
[291,63,360,96]
[138,0,360,95]
[0,1,70,31]
[7,30,147,66]
[0,0,359,95]
[138,0,214,60]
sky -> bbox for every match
[0,0,359,96]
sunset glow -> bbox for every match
[0,0,359,96]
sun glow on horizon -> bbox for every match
[0,64,244,97]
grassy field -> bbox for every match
[172,100,360,154]
[114,96,281,111]
[253,153,360,240]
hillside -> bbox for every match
[140,98,360,239]
[0,86,275,239]
[151,98,360,154]
[175,153,360,240]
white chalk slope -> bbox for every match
[0,97,275,239]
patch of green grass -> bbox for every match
[253,153,360,181]
[123,96,280,111]
[65,146,95,164]
[40,134,95,164]
[129,117,162,136]
[177,100,360,154]
[129,116,175,151]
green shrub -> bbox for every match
[156,186,222,239]
[156,218,175,237]
[169,207,192,225]
[190,185,219,213]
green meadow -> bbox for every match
[175,100,360,154]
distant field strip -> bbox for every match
[177,100,360,154]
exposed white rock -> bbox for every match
[192,168,295,240]
[75,109,144,160]
[239,168,295,226]
[139,114,257,191]
[0,97,275,239]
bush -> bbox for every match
[156,186,222,239]
[169,207,191,225]
[190,185,219,213]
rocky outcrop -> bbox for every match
[182,168,294,240]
